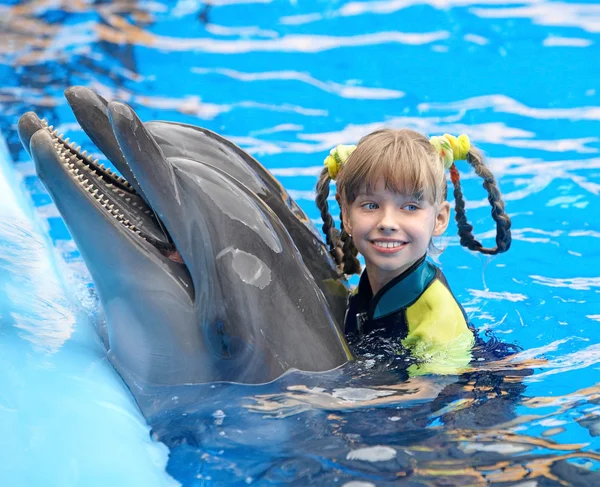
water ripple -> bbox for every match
[280,0,542,25]
[530,275,600,291]
[472,2,600,33]
[543,35,594,47]
[468,289,528,302]
[95,14,450,52]
[419,94,600,121]
[192,67,405,100]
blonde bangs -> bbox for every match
[337,129,446,205]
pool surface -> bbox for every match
[1,0,600,485]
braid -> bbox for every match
[451,149,512,255]
[339,211,361,275]
[315,168,343,265]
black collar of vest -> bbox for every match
[356,254,437,320]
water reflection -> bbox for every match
[151,343,600,485]
[471,3,600,33]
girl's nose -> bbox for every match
[377,208,398,232]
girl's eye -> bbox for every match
[361,202,379,210]
[404,204,419,211]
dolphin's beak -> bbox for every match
[18,111,174,252]
[29,128,142,252]
[27,124,192,290]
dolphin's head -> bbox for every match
[18,88,351,413]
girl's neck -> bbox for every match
[365,257,425,296]
[364,264,404,296]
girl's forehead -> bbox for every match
[356,179,425,200]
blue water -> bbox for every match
[1,0,600,485]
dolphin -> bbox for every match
[18,89,352,415]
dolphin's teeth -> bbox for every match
[42,126,150,231]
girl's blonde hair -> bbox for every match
[337,129,446,207]
[315,128,512,275]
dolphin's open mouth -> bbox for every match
[32,118,184,262]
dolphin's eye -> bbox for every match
[205,321,236,359]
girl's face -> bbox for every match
[342,178,450,292]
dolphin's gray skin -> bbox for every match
[18,89,352,415]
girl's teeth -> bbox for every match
[374,241,403,248]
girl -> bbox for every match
[315,129,511,374]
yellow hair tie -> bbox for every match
[324,144,356,180]
[429,134,470,169]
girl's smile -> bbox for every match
[369,239,407,253]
